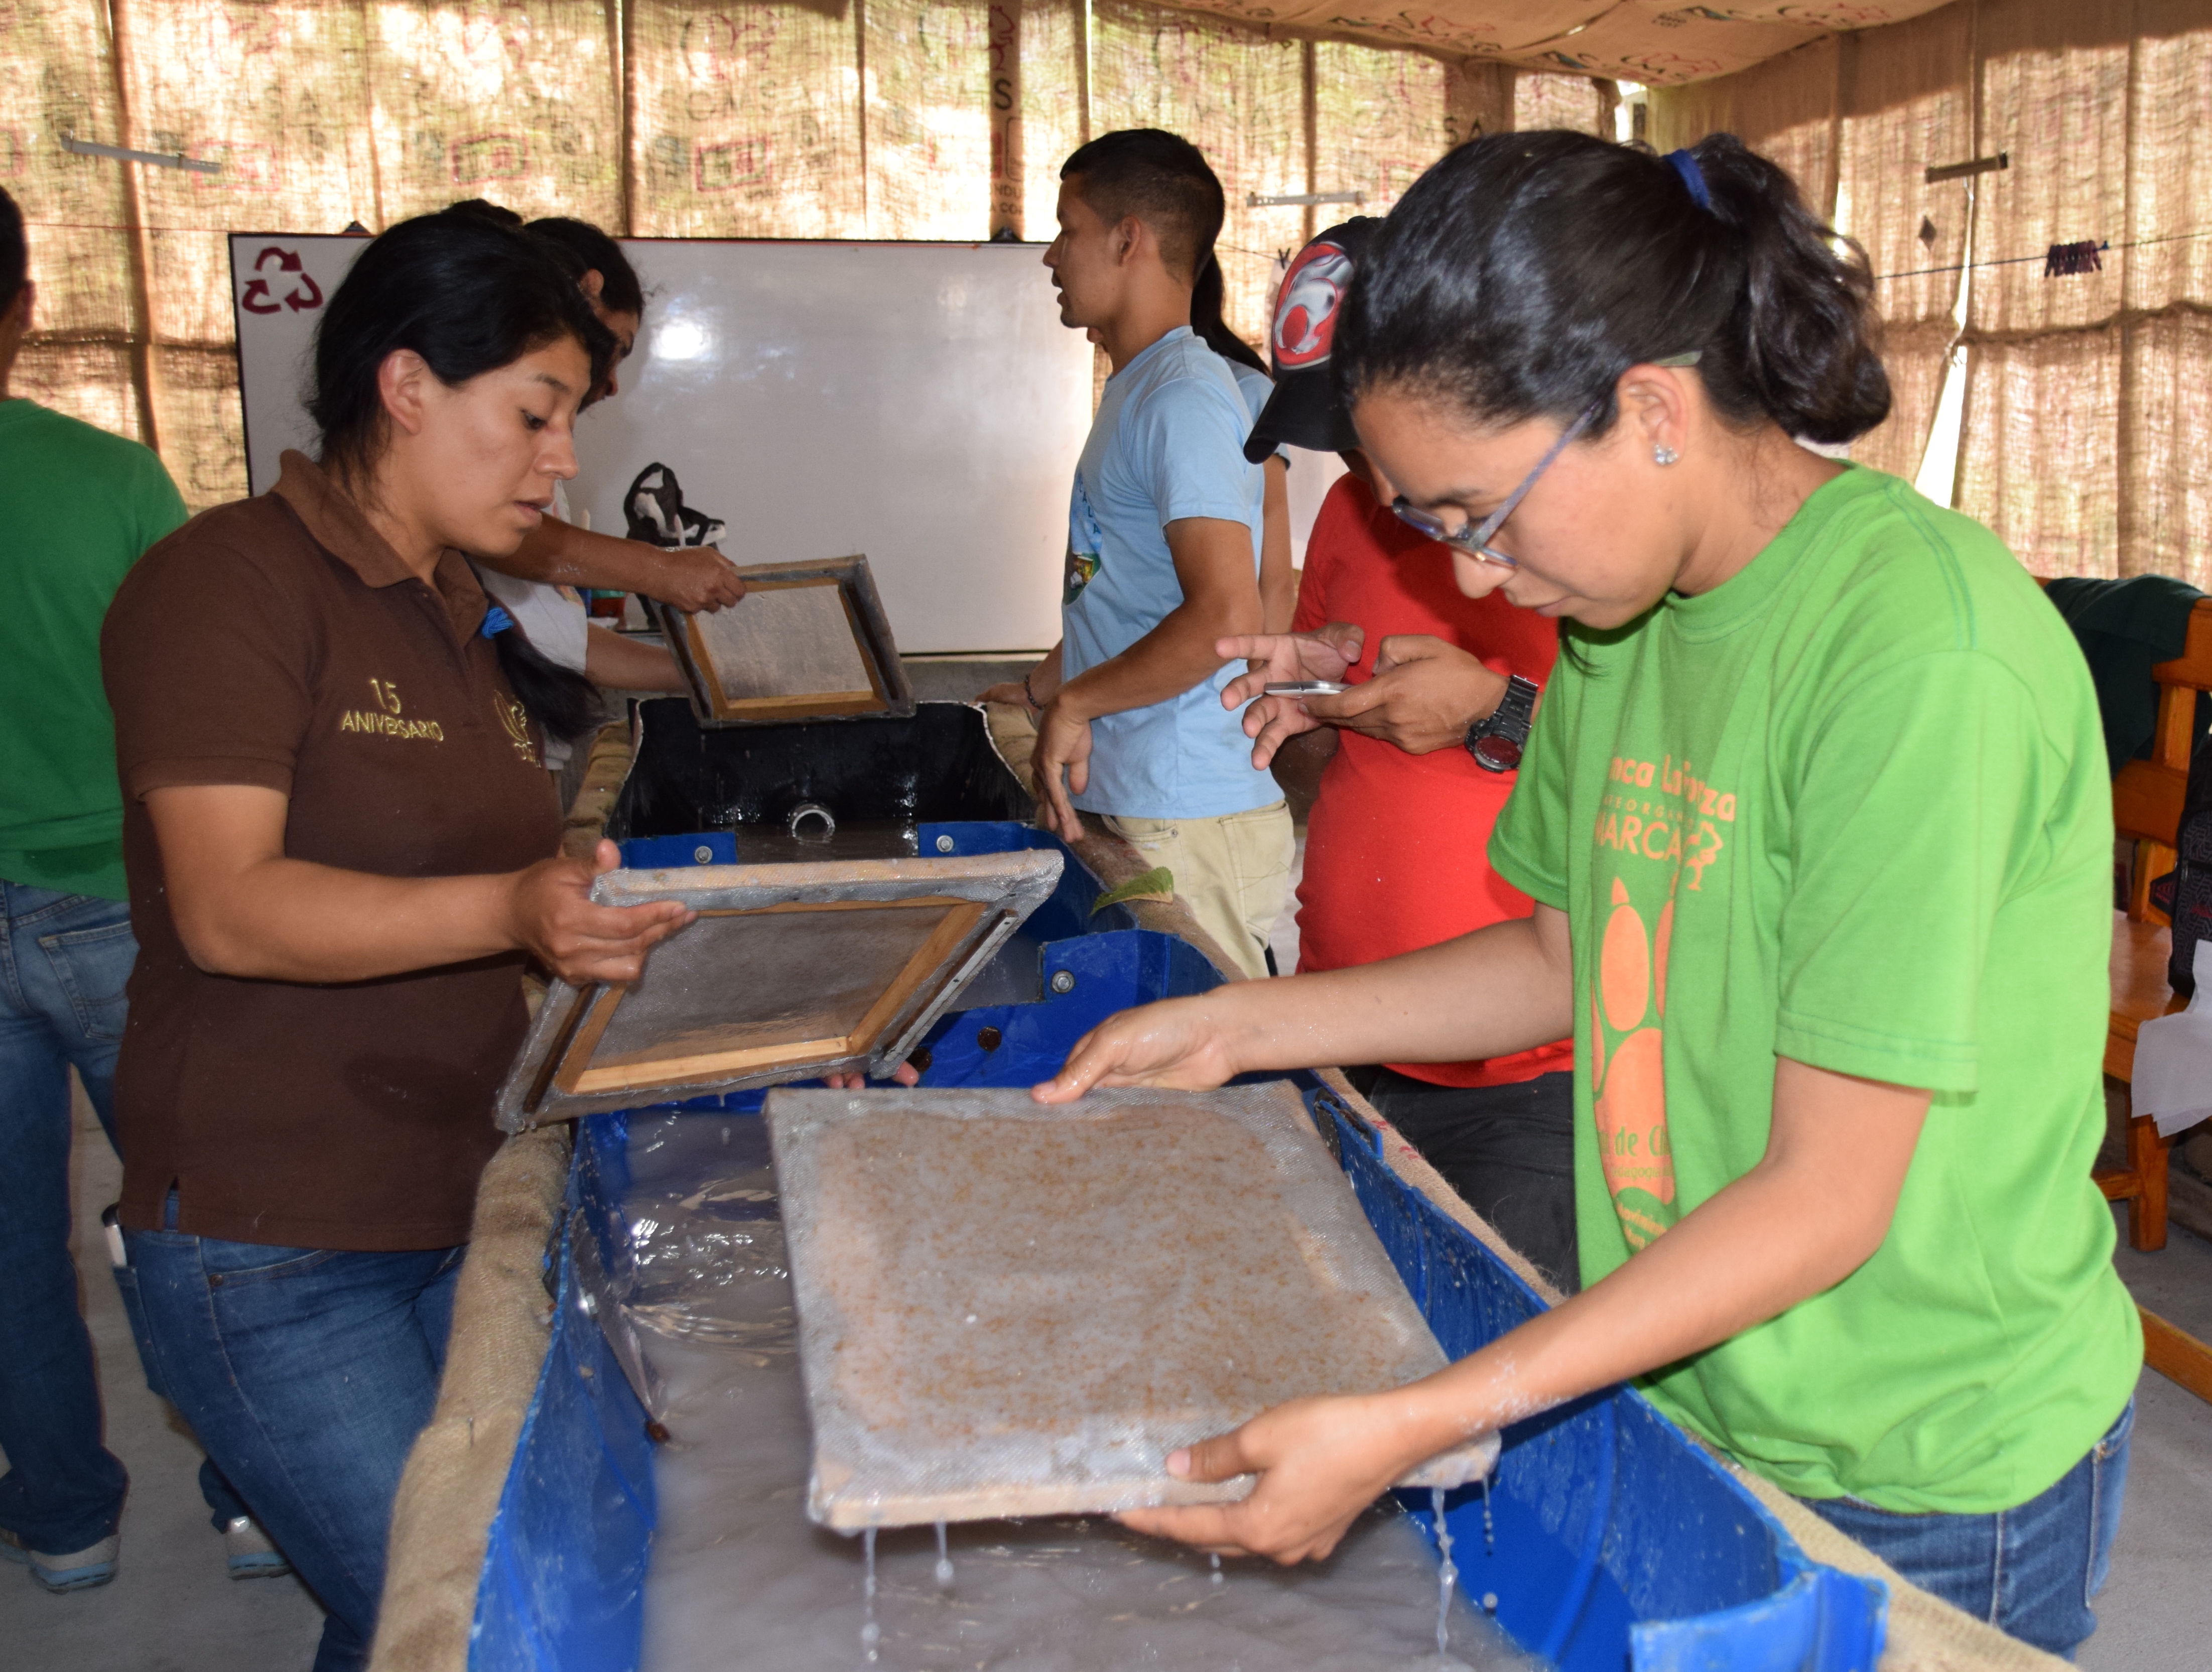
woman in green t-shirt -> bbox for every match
[1033,131,2140,1657]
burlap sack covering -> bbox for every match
[368,1120,573,1672]
[560,718,638,860]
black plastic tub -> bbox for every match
[606,698,1035,844]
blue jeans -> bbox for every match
[1802,1398,2134,1660]
[124,1206,462,1672]
[0,882,134,1554]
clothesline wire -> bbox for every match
[1872,224,2212,282]
[29,221,1306,279]
[29,218,2212,282]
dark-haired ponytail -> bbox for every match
[480,608,604,749]
[1190,253,1269,376]
[1679,135,1890,445]
[1337,130,1889,446]
[528,215,644,319]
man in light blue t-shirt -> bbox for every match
[982,129,1291,978]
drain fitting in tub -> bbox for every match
[788,802,837,842]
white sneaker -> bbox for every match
[0,1527,119,1592]
[222,1516,293,1581]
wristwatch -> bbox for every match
[1465,674,1539,773]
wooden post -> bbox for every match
[855,0,871,236]
[1300,40,1318,247]
[989,1,1023,238]
[614,0,634,236]
[1076,0,1092,146]
[102,0,162,455]
[1443,59,1512,150]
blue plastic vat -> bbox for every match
[465,803,1885,1671]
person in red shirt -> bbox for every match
[1225,219,1577,1290]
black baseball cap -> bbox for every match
[1243,217,1380,463]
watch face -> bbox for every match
[1473,733,1523,772]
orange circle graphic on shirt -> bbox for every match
[1588,987,1606,1087]
[1653,897,1673,1019]
[1601,892,1650,1035]
[1595,1025,1673,1208]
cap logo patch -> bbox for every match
[1272,242,1354,370]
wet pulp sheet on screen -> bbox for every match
[765,1083,1499,1530]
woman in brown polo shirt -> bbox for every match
[100,213,690,1672]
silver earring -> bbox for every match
[1653,445,1680,466]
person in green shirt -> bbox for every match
[0,185,188,1590]
[1030,133,2140,1657]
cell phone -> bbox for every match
[1263,680,1350,697]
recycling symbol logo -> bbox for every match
[240,245,324,315]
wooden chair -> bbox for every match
[2093,596,2212,1250]
[2043,587,2212,1406]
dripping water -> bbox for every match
[861,1527,880,1662]
[1430,1487,1458,1658]
[1209,1552,1223,1587]
[1481,1474,1495,1555]
[934,1519,955,1588]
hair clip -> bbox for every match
[1664,149,1713,212]
[480,604,516,638]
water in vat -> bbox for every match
[620,1110,1537,1671]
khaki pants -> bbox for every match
[1103,802,1293,981]
[983,702,1293,979]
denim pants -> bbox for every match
[123,1209,462,1672]
[0,882,135,1554]
[1803,1398,2134,1660]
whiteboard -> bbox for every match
[229,234,1092,654]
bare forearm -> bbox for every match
[1028,644,1065,703]
[1375,1064,1929,1467]
[490,519,676,595]
[585,625,688,693]
[177,860,518,982]
[1211,915,1573,1074]
[981,645,1064,710]
[1059,601,1259,723]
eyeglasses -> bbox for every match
[1391,403,1599,569]
[1390,352,1701,569]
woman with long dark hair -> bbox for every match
[100,212,690,1671]
[1039,132,2138,1656]
[444,205,704,772]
